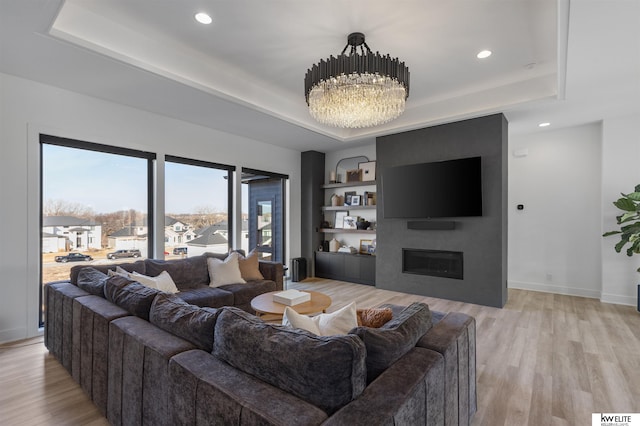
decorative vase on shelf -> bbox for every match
[329,238,340,253]
[356,220,370,230]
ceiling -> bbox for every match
[1,0,639,152]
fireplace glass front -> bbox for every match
[402,249,463,280]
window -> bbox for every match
[164,156,234,258]
[40,135,155,326]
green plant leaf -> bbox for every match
[613,198,637,211]
[618,212,639,223]
[635,184,640,193]
[621,223,640,233]
[602,230,621,237]
[626,191,640,201]
[615,234,630,253]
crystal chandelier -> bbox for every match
[304,32,410,129]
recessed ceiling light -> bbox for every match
[538,122,551,127]
[195,12,212,24]
[477,50,492,59]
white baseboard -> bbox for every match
[509,280,601,299]
[508,280,638,307]
[0,327,27,345]
[600,292,638,307]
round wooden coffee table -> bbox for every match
[251,290,332,321]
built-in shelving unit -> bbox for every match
[316,179,376,285]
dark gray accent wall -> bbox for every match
[301,151,325,278]
[376,113,508,307]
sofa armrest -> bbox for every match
[323,347,445,426]
[258,261,284,291]
[416,312,477,426]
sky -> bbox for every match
[43,144,243,215]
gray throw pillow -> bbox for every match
[213,307,367,415]
[144,256,209,289]
[104,275,161,320]
[76,267,109,297]
[149,293,219,352]
[349,302,433,383]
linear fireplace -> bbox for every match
[402,249,464,280]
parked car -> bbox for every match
[173,247,188,255]
[107,249,142,260]
[54,252,93,263]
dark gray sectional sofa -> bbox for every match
[44,253,477,425]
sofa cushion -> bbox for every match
[149,293,220,352]
[282,302,358,336]
[237,249,264,281]
[144,256,209,290]
[217,279,276,306]
[213,307,367,415]
[76,267,109,297]
[177,285,234,308]
[70,261,146,286]
[349,302,433,383]
[207,252,245,287]
[356,307,393,328]
[130,271,179,293]
[104,275,162,321]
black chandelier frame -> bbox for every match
[304,32,410,105]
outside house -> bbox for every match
[164,217,196,245]
[42,216,102,252]
[186,232,228,256]
[191,219,250,254]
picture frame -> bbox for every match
[350,195,361,206]
[344,191,356,206]
[358,161,376,181]
[343,216,357,229]
[359,239,373,254]
[346,169,362,182]
[334,211,348,229]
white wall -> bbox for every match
[0,72,302,344]
[601,115,640,305]
[508,123,603,298]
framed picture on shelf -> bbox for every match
[358,161,376,181]
[343,216,357,229]
[346,169,362,182]
[334,211,348,229]
[350,195,361,206]
[359,239,373,254]
[344,191,356,206]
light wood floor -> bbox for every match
[1,279,639,425]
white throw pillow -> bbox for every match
[282,307,321,335]
[207,252,246,287]
[282,302,358,336]
[131,270,178,293]
[107,265,131,278]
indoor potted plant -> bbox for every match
[602,184,640,311]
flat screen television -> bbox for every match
[381,156,482,218]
